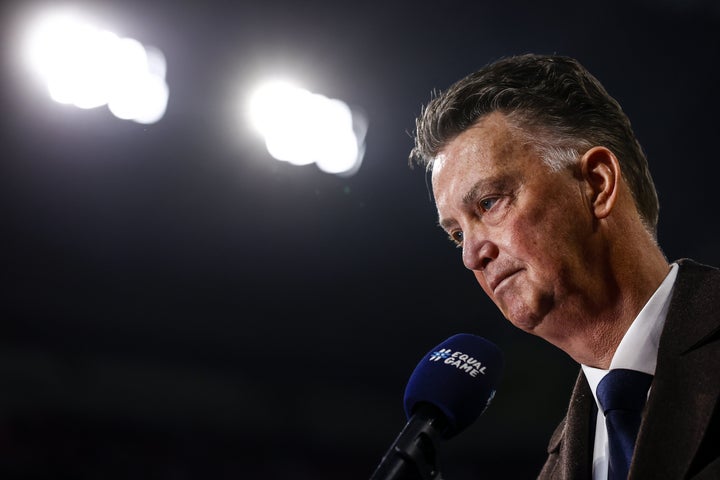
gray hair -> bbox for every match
[410,54,659,234]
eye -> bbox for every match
[479,197,499,213]
[448,230,464,247]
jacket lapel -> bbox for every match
[632,259,720,478]
[545,372,595,479]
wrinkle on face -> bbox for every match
[430,112,600,342]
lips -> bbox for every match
[488,268,522,293]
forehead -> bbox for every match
[431,112,533,192]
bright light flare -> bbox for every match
[23,9,169,124]
[247,79,367,176]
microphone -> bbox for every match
[369,333,504,480]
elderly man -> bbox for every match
[409,53,720,479]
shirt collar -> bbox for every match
[583,262,679,396]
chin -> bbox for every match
[508,311,545,334]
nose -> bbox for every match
[462,233,498,271]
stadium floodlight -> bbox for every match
[23,8,169,124]
[247,78,367,177]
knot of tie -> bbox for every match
[596,368,653,480]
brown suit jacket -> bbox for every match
[538,259,720,479]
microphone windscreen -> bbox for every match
[403,333,504,439]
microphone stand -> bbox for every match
[369,403,447,480]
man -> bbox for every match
[409,54,720,479]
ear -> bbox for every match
[580,146,620,219]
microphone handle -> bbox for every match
[369,403,448,480]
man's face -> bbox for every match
[431,112,599,341]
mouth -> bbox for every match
[490,269,522,294]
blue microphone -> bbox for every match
[370,334,504,480]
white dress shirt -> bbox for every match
[581,262,679,480]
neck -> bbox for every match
[550,231,670,369]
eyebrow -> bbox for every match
[437,174,516,231]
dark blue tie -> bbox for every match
[596,369,653,480]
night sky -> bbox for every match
[2,0,719,478]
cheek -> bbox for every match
[509,209,592,296]
[474,271,493,296]
[512,200,582,257]
[501,216,547,261]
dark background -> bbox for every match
[2,0,719,478]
